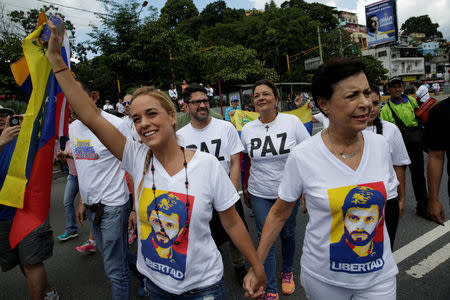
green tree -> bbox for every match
[160,0,199,28]
[8,5,76,39]
[201,45,279,84]
[401,15,442,38]
[361,55,388,84]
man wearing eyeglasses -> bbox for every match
[176,83,249,285]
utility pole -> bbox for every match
[317,26,324,64]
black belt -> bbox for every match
[85,203,105,225]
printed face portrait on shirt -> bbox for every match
[139,188,194,281]
[148,193,187,249]
[329,183,386,274]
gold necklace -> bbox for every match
[326,129,360,159]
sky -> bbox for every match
[3,0,450,46]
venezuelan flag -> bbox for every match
[0,13,70,248]
[230,105,313,135]
[283,104,313,135]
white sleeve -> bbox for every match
[121,138,148,180]
[390,125,411,166]
[278,149,304,202]
[227,124,244,155]
[240,127,248,153]
[294,118,311,143]
[314,112,325,124]
[209,158,239,211]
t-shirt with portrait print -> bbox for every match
[278,131,399,289]
[121,139,239,295]
[241,113,310,199]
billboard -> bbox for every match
[365,0,398,48]
[304,57,321,71]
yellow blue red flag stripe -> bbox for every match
[0,13,70,247]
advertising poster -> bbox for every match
[366,0,397,47]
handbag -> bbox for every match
[415,97,436,123]
[387,102,424,147]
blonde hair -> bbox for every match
[131,86,176,122]
[131,86,177,201]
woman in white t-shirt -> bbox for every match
[244,59,399,300]
[45,20,266,299]
[364,84,410,249]
[241,79,311,299]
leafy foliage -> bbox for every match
[401,15,442,38]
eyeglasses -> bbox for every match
[188,99,209,106]
[123,101,130,105]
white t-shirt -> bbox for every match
[207,87,214,97]
[69,111,129,206]
[103,103,114,110]
[241,113,310,198]
[122,139,239,294]
[169,88,178,99]
[122,115,140,142]
[116,102,125,114]
[415,85,430,103]
[314,112,329,129]
[176,118,244,174]
[278,131,399,289]
[364,120,410,199]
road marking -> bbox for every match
[393,220,450,264]
[405,243,450,278]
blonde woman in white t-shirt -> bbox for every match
[241,79,311,300]
[244,59,399,299]
[45,18,266,299]
[364,84,410,250]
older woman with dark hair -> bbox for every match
[245,59,399,299]
[241,79,310,299]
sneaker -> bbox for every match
[57,231,79,241]
[128,230,137,245]
[75,240,96,253]
[281,271,295,295]
[44,288,59,300]
[264,292,279,300]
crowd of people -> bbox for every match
[0,19,449,300]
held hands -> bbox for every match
[243,266,266,299]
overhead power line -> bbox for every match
[36,0,109,16]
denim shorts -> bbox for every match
[144,277,226,299]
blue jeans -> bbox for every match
[250,193,300,294]
[144,277,226,299]
[87,202,130,300]
[63,175,79,234]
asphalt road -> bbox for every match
[1,100,449,299]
